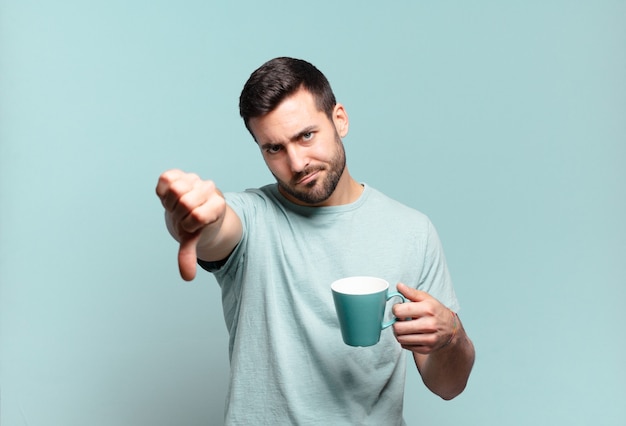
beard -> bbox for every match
[274,135,346,205]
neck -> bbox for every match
[315,168,363,207]
[335,173,364,205]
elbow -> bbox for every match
[433,380,469,401]
[426,357,474,401]
[418,334,476,401]
[438,359,475,400]
[435,383,466,401]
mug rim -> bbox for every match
[331,276,389,295]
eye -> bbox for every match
[265,144,283,154]
[302,132,314,141]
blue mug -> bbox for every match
[331,276,407,347]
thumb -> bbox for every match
[396,282,430,303]
[178,233,200,281]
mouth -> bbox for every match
[296,170,321,186]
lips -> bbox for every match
[297,170,320,185]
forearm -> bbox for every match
[413,322,475,400]
[195,204,242,261]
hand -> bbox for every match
[392,283,457,354]
[155,169,227,281]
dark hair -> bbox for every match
[239,57,337,134]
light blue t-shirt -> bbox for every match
[203,184,459,425]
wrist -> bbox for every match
[438,310,459,351]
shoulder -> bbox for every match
[364,185,431,223]
[223,184,280,212]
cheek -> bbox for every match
[264,158,290,178]
[307,143,332,162]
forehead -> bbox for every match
[249,88,327,143]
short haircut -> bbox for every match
[239,57,337,135]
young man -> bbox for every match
[156,57,475,425]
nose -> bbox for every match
[286,144,309,173]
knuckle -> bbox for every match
[392,303,406,318]
[188,206,209,224]
[160,169,182,184]
[202,179,218,195]
[169,178,189,195]
[425,334,438,346]
[176,192,199,215]
[187,173,201,184]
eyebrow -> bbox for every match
[259,125,318,150]
[291,125,317,142]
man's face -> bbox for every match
[248,88,349,206]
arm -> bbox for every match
[156,169,243,281]
[393,283,475,400]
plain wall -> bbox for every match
[1,1,624,425]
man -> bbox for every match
[156,57,475,425]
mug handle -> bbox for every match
[381,292,407,329]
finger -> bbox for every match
[158,172,202,212]
[177,183,226,235]
[393,315,438,336]
[178,233,201,281]
[395,331,438,348]
[173,180,216,225]
[392,285,433,320]
[400,343,437,355]
[396,283,430,303]
[393,321,440,354]
[156,169,185,200]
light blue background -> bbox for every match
[1,1,624,425]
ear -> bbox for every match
[332,103,349,138]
